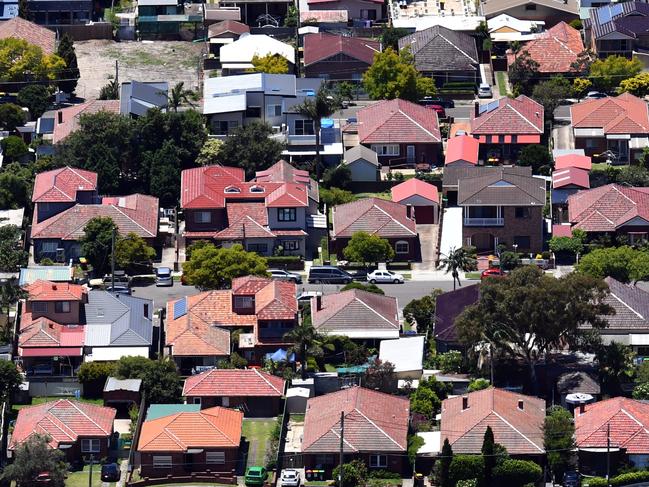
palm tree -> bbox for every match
[440,247,477,290]
[284,317,333,379]
[168,82,197,112]
[295,87,339,179]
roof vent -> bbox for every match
[518,399,524,410]
[462,396,469,410]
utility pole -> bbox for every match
[111,226,116,290]
[606,422,611,487]
[338,411,344,487]
[88,454,94,487]
[115,60,119,85]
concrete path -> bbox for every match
[413,223,439,272]
[552,122,574,151]
[439,207,463,259]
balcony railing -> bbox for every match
[464,218,504,226]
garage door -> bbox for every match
[414,206,435,224]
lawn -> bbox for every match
[592,162,617,171]
[242,418,276,468]
[356,192,391,200]
[496,71,509,97]
[465,272,481,280]
[65,465,115,487]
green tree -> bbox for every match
[548,229,585,257]
[618,72,649,97]
[340,281,384,294]
[508,50,539,95]
[577,246,649,283]
[518,144,552,174]
[438,351,463,373]
[56,33,80,94]
[467,378,490,392]
[322,165,351,190]
[115,232,156,275]
[319,187,356,206]
[145,140,182,206]
[77,361,117,398]
[403,290,442,337]
[141,357,183,403]
[182,243,268,289]
[332,460,368,487]
[0,38,65,82]
[482,426,496,487]
[364,357,395,391]
[544,406,575,482]
[572,78,593,99]
[492,459,542,487]
[456,266,613,391]
[251,53,289,74]
[0,166,31,210]
[99,78,119,100]
[0,359,23,402]
[168,81,197,112]
[2,434,67,487]
[410,385,440,419]
[381,27,410,50]
[532,76,571,122]
[80,217,117,276]
[362,47,435,102]
[284,4,297,26]
[569,18,582,30]
[437,438,453,487]
[284,320,331,379]
[196,138,223,165]
[17,84,50,119]
[597,341,635,396]
[440,247,477,290]
[0,278,26,341]
[115,355,152,379]
[617,165,649,186]
[1,136,29,163]
[633,382,649,399]
[590,55,643,92]
[636,361,649,384]
[343,231,395,267]
[0,103,26,131]
[0,225,28,272]
[449,455,484,485]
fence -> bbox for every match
[52,23,113,40]
[274,399,290,485]
[126,392,147,484]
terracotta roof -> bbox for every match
[303,33,379,66]
[434,284,480,344]
[570,93,649,135]
[440,388,545,455]
[552,224,573,237]
[457,169,546,206]
[138,406,243,452]
[357,99,441,144]
[552,167,590,189]
[398,25,478,73]
[183,368,285,397]
[391,178,439,205]
[52,100,120,143]
[471,95,544,135]
[300,10,348,22]
[303,387,408,453]
[576,397,649,454]
[567,184,649,231]
[507,22,584,73]
[445,135,479,165]
[19,315,84,349]
[0,17,56,54]
[26,280,85,301]
[9,399,116,450]
[31,194,159,240]
[255,160,319,203]
[207,19,249,38]
[554,154,592,171]
[331,197,417,238]
[32,167,98,203]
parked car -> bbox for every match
[586,91,607,99]
[29,363,54,376]
[297,291,322,303]
[308,266,352,284]
[562,471,580,487]
[478,83,493,98]
[106,285,131,295]
[245,466,268,486]
[101,464,121,482]
[155,266,173,287]
[269,269,302,284]
[367,269,405,284]
[481,268,506,279]
[427,104,446,118]
[419,97,455,108]
[280,469,301,487]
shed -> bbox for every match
[103,377,142,409]
[379,336,425,380]
[343,145,380,182]
[391,178,439,224]
[286,387,310,413]
[557,371,601,408]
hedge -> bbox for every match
[492,459,542,487]
[449,455,484,484]
[266,255,304,270]
[586,470,649,487]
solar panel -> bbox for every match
[598,5,612,25]
[173,297,187,319]
[610,3,623,17]
[478,103,489,115]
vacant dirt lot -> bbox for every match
[75,40,203,100]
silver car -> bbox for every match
[155,267,173,287]
[367,269,405,284]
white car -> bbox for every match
[478,83,492,98]
[280,469,301,487]
[367,270,405,284]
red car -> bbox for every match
[481,268,506,280]
[426,104,446,118]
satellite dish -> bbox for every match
[565,393,594,405]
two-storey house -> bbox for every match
[584,2,649,58]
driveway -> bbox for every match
[413,223,439,271]
[439,207,464,258]
[552,122,574,151]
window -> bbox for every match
[513,236,531,250]
[629,233,648,245]
[41,241,58,254]
[371,144,400,156]
[525,3,536,9]
[250,185,265,193]
[247,243,268,253]
[32,302,47,313]
[315,454,335,465]
[194,211,212,224]
[395,241,409,254]
[267,104,282,117]
[370,455,387,468]
[246,106,261,118]
[234,296,254,309]
[81,439,100,453]
[283,240,299,251]
[515,207,530,219]
[586,139,598,149]
[224,186,241,193]
[192,397,201,405]
[153,456,172,468]
[216,120,238,135]
[55,301,70,313]
[206,452,226,465]
[278,208,296,222]
[295,119,315,135]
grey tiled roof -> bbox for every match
[84,291,153,346]
[399,25,478,73]
[442,165,531,189]
[586,2,649,41]
[457,170,546,206]
[557,371,600,395]
[600,277,649,331]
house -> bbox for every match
[470,95,544,163]
[458,167,546,253]
[304,0,383,23]
[137,406,243,479]
[103,377,142,410]
[357,98,442,169]
[330,197,419,260]
[378,335,425,384]
[310,289,400,343]
[575,397,649,474]
[206,20,249,61]
[398,26,479,86]
[25,0,92,26]
[551,167,589,224]
[299,9,348,26]
[570,93,649,164]
[487,14,545,43]
[556,371,600,409]
[119,81,168,117]
[135,0,202,40]
[212,0,291,26]
[442,165,532,205]
[555,153,592,171]
[481,0,579,26]
[433,284,480,352]
[445,135,480,166]
[181,161,324,257]
[9,399,116,462]
[566,184,649,244]
[219,34,295,74]
[584,2,649,58]
[165,276,298,371]
[183,368,285,416]
[342,145,380,182]
[0,17,55,53]
[302,387,409,476]
[440,388,545,458]
[303,33,379,81]
[45,100,120,144]
[0,0,18,20]
[506,22,584,76]
[391,178,439,224]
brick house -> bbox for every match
[584,2,649,58]
[302,387,409,477]
[303,33,380,81]
[183,368,285,416]
[304,0,384,22]
[137,406,243,479]
[9,399,116,463]
[391,178,439,224]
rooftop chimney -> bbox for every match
[474,100,480,118]
[57,111,63,124]
[518,399,524,410]
[579,403,586,415]
[316,294,322,311]
[406,204,413,220]
[462,396,469,410]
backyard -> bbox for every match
[242,418,277,468]
[65,465,115,487]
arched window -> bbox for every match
[224,186,241,193]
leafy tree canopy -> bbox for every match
[403,290,442,337]
[115,232,156,275]
[342,231,395,266]
[1,135,29,163]
[0,38,65,82]
[0,360,23,402]
[80,217,116,276]
[508,50,539,95]
[115,356,182,403]
[467,378,490,392]
[532,76,571,121]
[589,55,642,92]
[544,406,576,482]
[56,33,80,94]
[517,144,552,175]
[577,246,649,283]
[319,187,356,206]
[618,72,649,97]
[2,434,67,487]
[0,103,26,131]
[340,281,384,294]
[322,165,351,189]
[251,54,289,74]
[196,138,223,165]
[0,225,28,272]
[381,27,410,50]
[17,84,50,119]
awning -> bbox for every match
[630,137,649,149]
[606,134,631,140]
[85,346,149,361]
[20,347,82,357]
[630,334,649,346]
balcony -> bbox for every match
[464,218,504,226]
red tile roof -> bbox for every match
[391,178,439,205]
[18,314,85,350]
[331,197,417,238]
[576,397,649,454]
[183,368,285,397]
[507,22,584,73]
[571,93,649,135]
[357,99,441,144]
[440,388,545,455]
[552,167,590,189]
[9,399,116,450]
[52,100,120,143]
[0,17,55,54]
[567,184,649,231]
[300,10,348,22]
[471,95,544,135]
[552,224,573,237]
[31,194,159,240]
[256,159,319,203]
[138,406,243,452]
[554,154,592,171]
[32,167,98,203]
[26,280,85,301]
[445,135,479,165]
[302,386,409,453]
[303,33,380,66]
[208,19,249,38]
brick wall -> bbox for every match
[462,206,544,253]
[140,448,238,478]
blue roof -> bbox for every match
[19,265,73,286]
[146,403,201,421]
